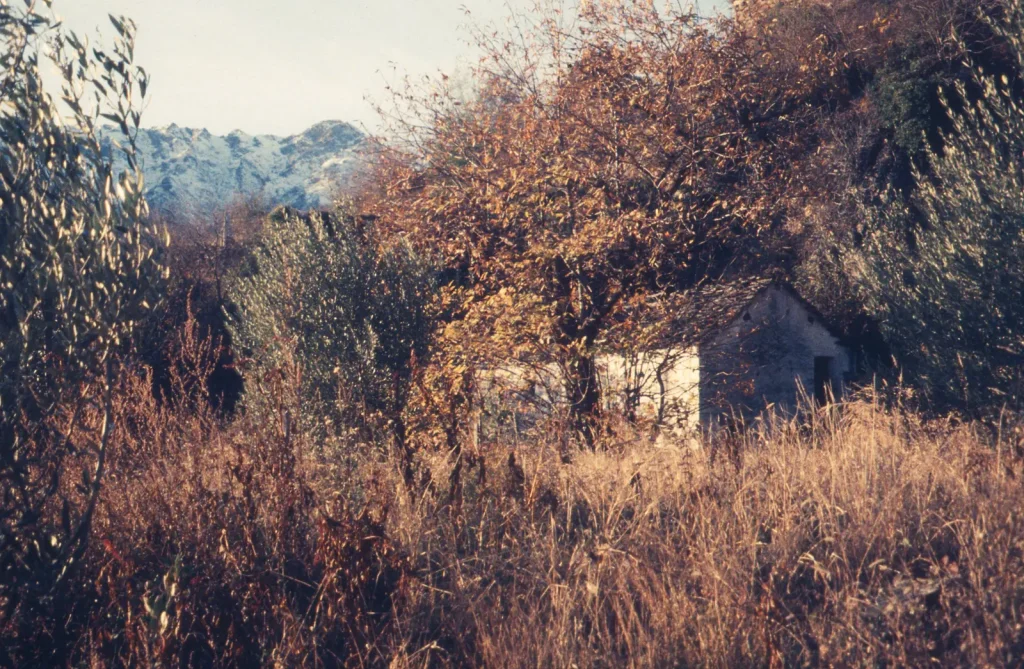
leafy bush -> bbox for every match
[227,206,432,445]
[871,50,944,158]
[847,2,1024,412]
[0,4,166,622]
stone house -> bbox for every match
[599,281,854,431]
[477,281,854,439]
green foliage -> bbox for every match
[872,52,942,157]
[0,1,166,621]
[227,206,432,442]
[849,3,1024,411]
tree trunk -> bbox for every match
[551,255,607,449]
[565,349,602,449]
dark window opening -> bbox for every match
[814,356,833,405]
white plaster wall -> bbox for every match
[476,347,703,438]
[598,347,701,432]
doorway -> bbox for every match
[814,356,833,406]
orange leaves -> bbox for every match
[358,1,855,426]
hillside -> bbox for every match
[99,120,364,216]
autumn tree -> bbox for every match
[367,0,852,446]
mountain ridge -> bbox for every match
[99,120,365,218]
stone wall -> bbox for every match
[699,285,852,425]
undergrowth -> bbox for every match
[5,326,1024,667]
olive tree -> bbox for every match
[847,0,1024,413]
[0,1,166,618]
[227,206,432,451]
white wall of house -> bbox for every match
[598,347,701,431]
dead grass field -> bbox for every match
[8,370,1024,667]
[378,397,1024,667]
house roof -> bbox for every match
[638,278,848,348]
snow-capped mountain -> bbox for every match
[99,120,365,217]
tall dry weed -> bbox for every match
[2,318,408,667]
[380,393,1024,667]
[8,332,1024,667]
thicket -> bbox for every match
[10,0,1024,665]
[849,74,1024,411]
[137,197,268,413]
[225,205,433,451]
[0,1,166,639]
[793,0,1024,413]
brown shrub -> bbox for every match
[1,321,408,668]
[6,320,1024,667]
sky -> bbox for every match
[54,1,726,138]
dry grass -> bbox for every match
[2,324,407,667]
[378,399,1024,667]
[8,350,1024,667]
